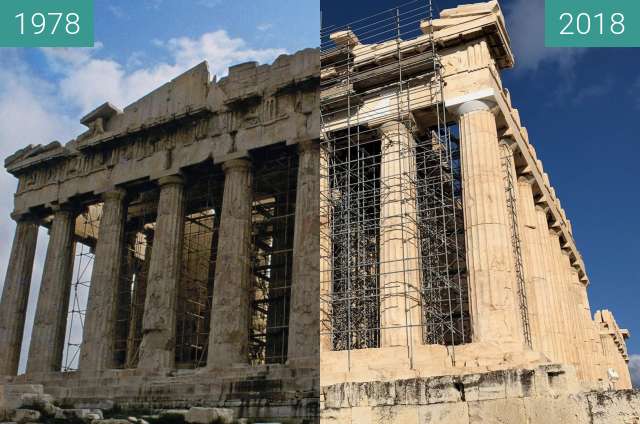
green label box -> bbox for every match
[0,0,93,47]
[545,0,640,47]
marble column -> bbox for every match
[27,206,76,374]
[125,229,153,368]
[499,141,531,347]
[207,159,253,368]
[547,229,573,365]
[534,206,564,362]
[457,100,523,346]
[568,263,590,382]
[516,178,551,357]
[288,140,320,363]
[378,121,422,348]
[138,175,185,370]
[80,189,127,372]
[319,144,333,353]
[575,274,603,386]
[0,216,39,376]
[559,249,581,372]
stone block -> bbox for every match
[587,390,640,424]
[350,406,371,424]
[417,402,469,424]
[426,376,462,404]
[74,400,115,411]
[18,394,59,417]
[0,386,44,410]
[468,398,525,424]
[372,405,418,423]
[523,394,590,424]
[11,409,41,424]
[185,407,234,424]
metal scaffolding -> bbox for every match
[116,186,159,368]
[177,169,224,368]
[63,206,101,372]
[250,145,298,365]
[501,148,532,347]
[320,0,470,361]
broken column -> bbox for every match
[0,215,39,376]
[27,206,76,374]
[288,140,321,363]
[378,121,422,348]
[80,189,127,372]
[207,159,253,368]
[138,176,185,371]
[456,99,523,347]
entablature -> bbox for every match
[5,48,320,217]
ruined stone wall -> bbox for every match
[321,365,640,424]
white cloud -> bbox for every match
[0,51,81,373]
[44,30,285,113]
[257,23,273,32]
[0,28,285,373]
[108,5,127,19]
[504,0,586,72]
[630,354,640,388]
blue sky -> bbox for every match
[322,0,640,384]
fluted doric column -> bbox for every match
[573,271,599,385]
[207,159,253,368]
[319,144,333,353]
[27,206,76,374]
[0,216,39,376]
[499,140,532,348]
[566,259,590,382]
[288,140,321,363]
[547,229,573,365]
[80,189,127,372]
[378,121,422,348]
[559,248,581,372]
[457,99,523,346]
[515,178,551,356]
[534,206,564,361]
[138,175,185,370]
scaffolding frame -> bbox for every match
[116,187,159,368]
[250,145,298,365]
[320,0,469,365]
[63,207,101,372]
[501,148,532,347]
[176,169,224,368]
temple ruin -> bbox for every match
[0,50,320,422]
[319,0,635,422]
[0,0,637,423]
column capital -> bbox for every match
[10,211,38,223]
[499,137,518,151]
[222,158,251,173]
[455,99,496,116]
[446,88,498,117]
[157,174,184,187]
[378,120,410,135]
[534,204,548,214]
[298,139,320,153]
[50,202,79,216]
[102,188,127,202]
[517,174,536,185]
